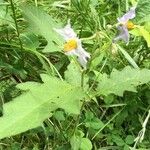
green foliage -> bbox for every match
[20,32,39,51]
[136,0,150,23]
[0,1,13,26]
[84,111,104,130]
[0,0,150,149]
[21,5,63,52]
[137,26,150,47]
[70,130,92,150]
[53,110,65,121]
[125,135,135,145]
[97,66,150,96]
[111,134,125,146]
[117,45,139,68]
[130,26,150,47]
[80,138,92,150]
[65,60,82,86]
[0,74,85,139]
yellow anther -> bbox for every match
[126,21,135,29]
[64,39,77,52]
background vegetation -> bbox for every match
[0,0,150,149]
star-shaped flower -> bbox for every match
[54,21,90,69]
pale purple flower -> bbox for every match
[54,20,90,69]
[114,7,136,44]
[114,26,129,43]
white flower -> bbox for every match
[54,20,90,69]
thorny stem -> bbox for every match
[80,33,97,41]
[81,70,85,88]
[71,69,86,135]
[72,102,85,135]
[88,58,107,93]
[9,0,23,51]
[80,31,111,41]
[71,63,88,135]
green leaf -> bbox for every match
[20,32,39,51]
[85,118,104,130]
[112,134,125,146]
[0,74,85,139]
[53,110,65,121]
[21,5,64,52]
[144,22,150,31]
[117,45,139,69]
[125,135,135,145]
[70,130,92,150]
[104,95,114,104]
[123,144,130,150]
[130,0,137,5]
[0,2,13,25]
[85,111,104,130]
[70,134,81,150]
[97,66,150,96]
[136,0,150,23]
[65,60,89,89]
[65,60,82,86]
[80,138,92,150]
[130,26,150,47]
[129,28,142,36]
[137,26,150,47]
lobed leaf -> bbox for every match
[0,74,85,139]
[97,66,150,96]
[21,5,64,52]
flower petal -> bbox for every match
[54,20,77,40]
[76,40,90,68]
[117,7,136,23]
[113,25,130,44]
[77,56,88,69]
[76,40,90,59]
[65,49,79,56]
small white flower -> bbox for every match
[54,20,90,69]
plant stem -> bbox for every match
[9,0,23,51]
[88,58,107,93]
[72,102,85,135]
[92,107,125,140]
